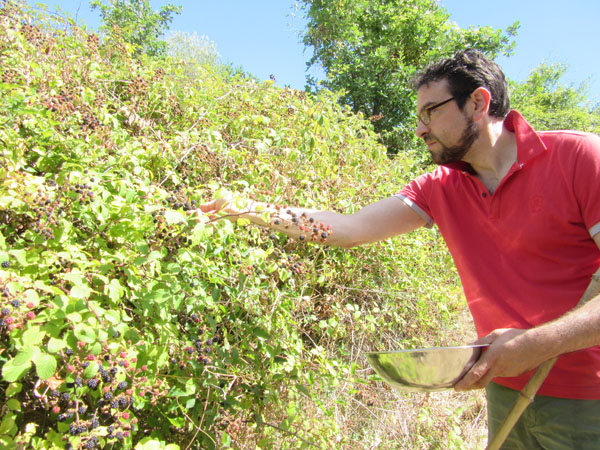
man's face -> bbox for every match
[415,80,479,165]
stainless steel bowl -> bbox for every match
[365,344,488,392]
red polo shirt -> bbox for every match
[397,110,600,399]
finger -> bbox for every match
[197,200,218,213]
[453,358,492,391]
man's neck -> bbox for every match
[463,118,518,193]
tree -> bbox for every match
[165,31,220,67]
[509,63,600,133]
[298,0,519,153]
[91,0,181,57]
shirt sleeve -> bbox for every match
[572,132,600,237]
[396,172,435,228]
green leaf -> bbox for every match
[47,337,66,354]
[22,326,45,348]
[2,349,35,382]
[252,327,270,340]
[83,361,99,379]
[74,323,96,344]
[35,353,57,380]
[5,399,20,411]
[5,383,22,398]
[164,209,185,224]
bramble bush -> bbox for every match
[0,2,477,449]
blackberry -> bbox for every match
[90,419,99,429]
[1,261,9,268]
[74,377,83,387]
[78,405,87,415]
[107,425,114,434]
[10,299,20,308]
[1,308,9,316]
[87,379,98,390]
[57,414,67,422]
[61,392,70,401]
[117,381,127,390]
[65,348,74,356]
[104,392,113,400]
[85,441,96,449]
[82,362,90,369]
[119,397,129,407]
[51,390,60,397]
[115,432,123,440]
[110,400,119,408]
[110,367,118,376]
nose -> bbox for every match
[415,120,429,139]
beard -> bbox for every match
[425,117,479,165]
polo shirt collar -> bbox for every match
[441,110,548,173]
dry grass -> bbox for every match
[314,303,489,450]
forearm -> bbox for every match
[523,293,600,362]
[226,196,424,249]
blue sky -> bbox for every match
[29,0,600,104]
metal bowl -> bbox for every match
[365,344,488,392]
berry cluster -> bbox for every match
[52,343,149,449]
[0,286,37,333]
[41,89,76,115]
[270,208,333,244]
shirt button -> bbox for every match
[482,193,488,198]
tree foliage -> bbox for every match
[299,0,519,153]
[165,31,220,67]
[90,0,181,56]
[509,63,600,133]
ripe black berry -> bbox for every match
[65,348,75,356]
[87,379,98,390]
[1,308,10,316]
[10,299,20,308]
[1,261,9,268]
[91,419,99,429]
[117,381,127,390]
[104,392,113,400]
[78,405,87,414]
[74,377,83,387]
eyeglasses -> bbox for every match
[417,97,456,126]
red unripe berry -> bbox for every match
[87,354,95,361]
[126,389,133,396]
[67,364,75,372]
[103,386,110,393]
[123,361,130,368]
[5,316,14,325]
[26,302,35,309]
[77,341,86,348]
[26,311,35,320]
[120,352,127,358]
[122,412,130,420]
[141,365,147,371]
[131,357,137,363]
[52,406,60,414]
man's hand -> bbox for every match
[195,191,239,220]
[453,328,549,391]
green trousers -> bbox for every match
[486,382,600,449]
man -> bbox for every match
[199,50,600,448]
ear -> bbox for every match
[469,87,492,121]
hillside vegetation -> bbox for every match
[0,2,482,449]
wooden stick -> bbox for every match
[486,268,600,450]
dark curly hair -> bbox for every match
[413,49,510,118]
